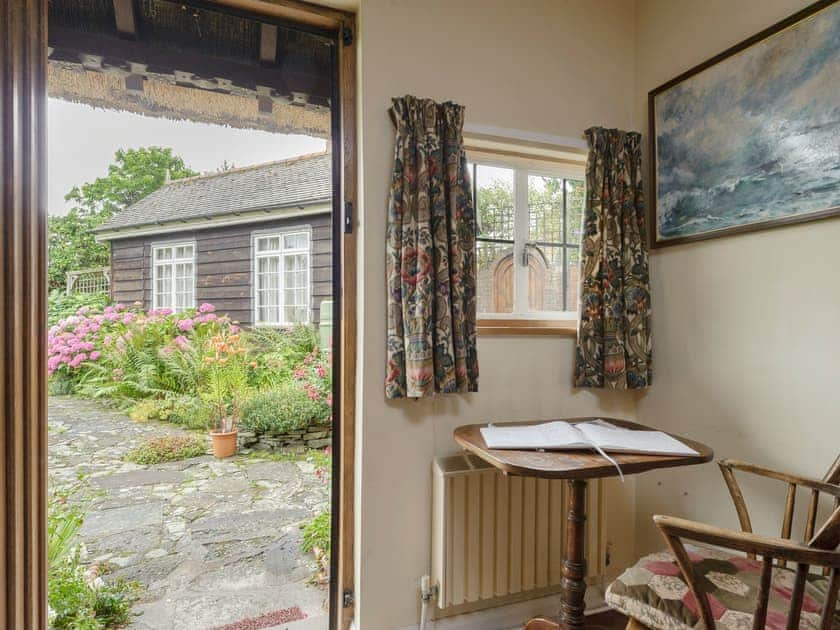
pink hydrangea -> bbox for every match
[198,303,216,314]
[90,351,101,361]
[47,356,61,374]
[174,335,189,349]
[177,318,194,332]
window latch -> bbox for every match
[344,201,353,234]
[521,241,536,266]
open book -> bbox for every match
[480,420,698,457]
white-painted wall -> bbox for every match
[354,1,641,627]
[350,1,840,626]
[632,0,840,553]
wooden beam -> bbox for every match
[210,0,350,31]
[259,23,278,65]
[112,0,138,38]
[0,0,49,628]
[49,26,331,99]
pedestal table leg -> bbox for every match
[560,479,588,629]
[524,479,588,630]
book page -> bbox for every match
[480,421,589,450]
[577,421,698,456]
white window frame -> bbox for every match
[468,152,585,323]
[151,241,196,312]
[252,227,312,327]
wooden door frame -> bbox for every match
[1,1,357,628]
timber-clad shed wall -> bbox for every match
[110,214,332,325]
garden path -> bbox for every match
[49,396,330,630]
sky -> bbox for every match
[48,98,327,215]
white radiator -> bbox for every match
[432,454,605,616]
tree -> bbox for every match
[48,147,197,290]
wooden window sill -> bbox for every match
[477,319,577,336]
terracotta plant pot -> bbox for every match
[210,430,238,458]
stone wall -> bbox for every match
[237,426,332,454]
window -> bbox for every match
[469,160,584,329]
[254,230,311,326]
[152,242,195,312]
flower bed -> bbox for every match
[47,300,333,436]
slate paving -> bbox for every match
[48,396,330,630]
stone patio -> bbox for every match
[48,396,331,630]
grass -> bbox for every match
[125,435,207,464]
[244,447,331,469]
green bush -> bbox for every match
[127,399,172,422]
[48,290,111,327]
[50,558,137,630]
[301,509,331,555]
[240,383,330,434]
[244,325,319,389]
[48,484,139,629]
[168,396,211,430]
[125,435,207,464]
[49,372,77,396]
[125,396,207,427]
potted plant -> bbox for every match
[203,330,247,458]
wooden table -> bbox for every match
[453,417,713,630]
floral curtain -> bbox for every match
[574,127,652,389]
[385,96,479,399]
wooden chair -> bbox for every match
[606,455,840,629]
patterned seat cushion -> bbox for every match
[606,546,838,629]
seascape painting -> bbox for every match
[651,0,840,246]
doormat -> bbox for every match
[209,606,307,630]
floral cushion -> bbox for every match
[606,546,838,629]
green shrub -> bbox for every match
[127,399,172,422]
[301,509,331,555]
[48,290,111,327]
[49,372,77,396]
[48,484,139,629]
[125,435,207,464]
[50,558,137,629]
[240,383,330,434]
[168,396,211,430]
[244,325,319,389]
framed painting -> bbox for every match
[649,0,840,248]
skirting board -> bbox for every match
[392,586,607,630]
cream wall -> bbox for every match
[633,0,840,553]
[354,1,642,627]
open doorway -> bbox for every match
[42,2,353,628]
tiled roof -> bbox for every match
[95,152,331,233]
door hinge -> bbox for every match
[342,25,353,47]
[343,588,354,608]
[344,201,353,234]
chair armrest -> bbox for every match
[653,514,840,568]
[720,459,840,499]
